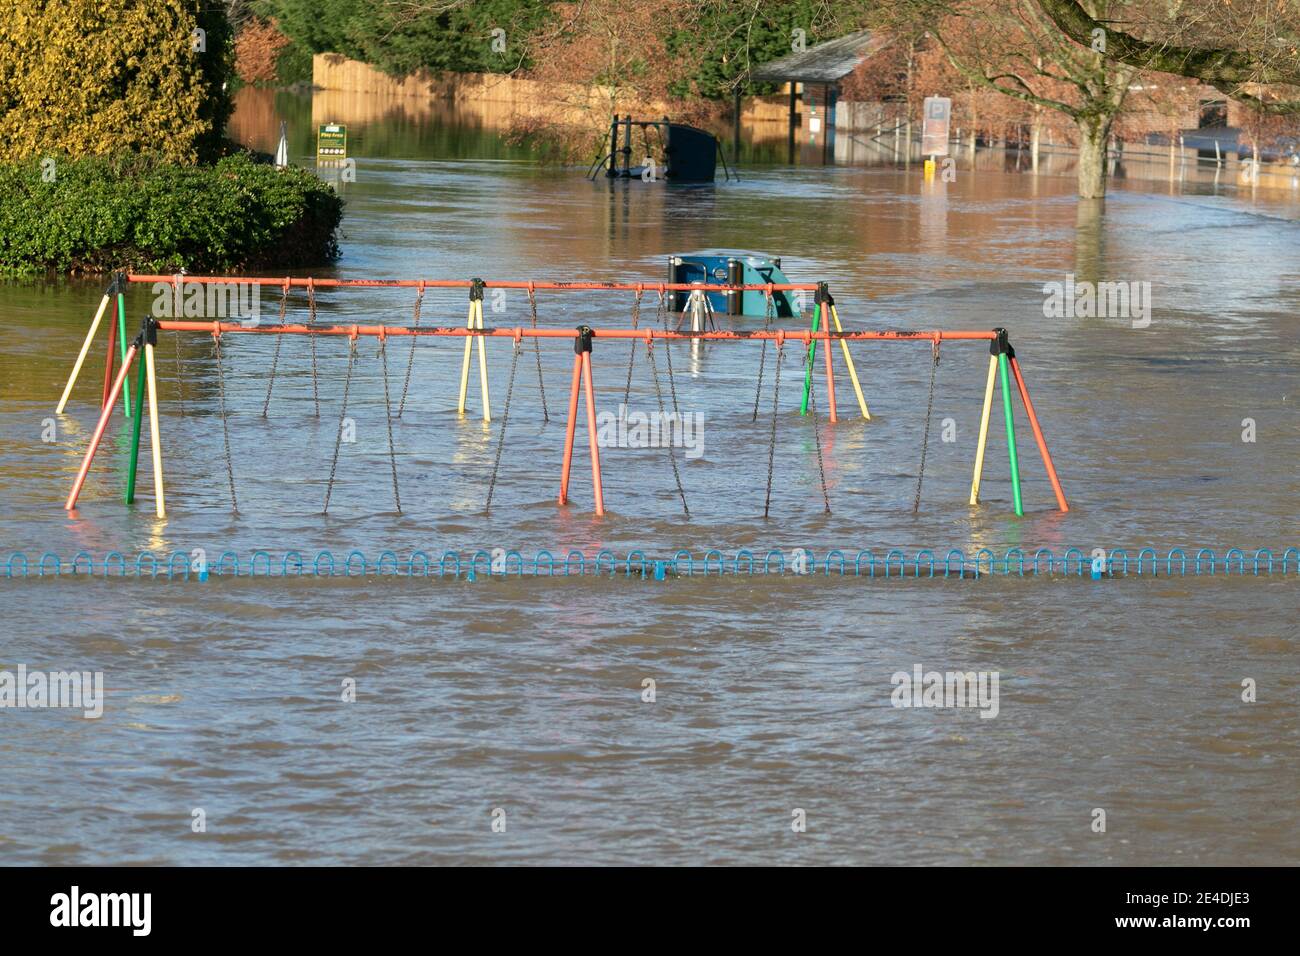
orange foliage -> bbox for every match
[235,17,291,85]
[510,0,724,162]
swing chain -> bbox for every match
[173,325,186,416]
[261,281,290,418]
[307,279,320,417]
[763,340,784,518]
[805,341,831,515]
[323,335,357,514]
[752,287,776,421]
[623,287,643,407]
[485,337,523,515]
[528,285,549,421]
[212,331,239,513]
[913,337,941,514]
[645,339,689,517]
[398,282,425,418]
[378,335,401,512]
[663,323,681,418]
[170,275,186,416]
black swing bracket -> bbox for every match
[990,327,1015,358]
[139,314,159,348]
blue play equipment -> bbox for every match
[667,252,799,318]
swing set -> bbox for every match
[55,272,1069,520]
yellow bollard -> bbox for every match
[969,353,998,504]
[56,292,113,414]
[144,334,166,518]
[475,298,490,422]
[829,304,870,420]
[458,298,474,415]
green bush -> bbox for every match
[0,153,343,276]
[665,1,829,99]
[275,38,315,85]
[253,0,552,77]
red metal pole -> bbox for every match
[1009,355,1069,513]
[558,353,582,505]
[822,324,838,423]
[101,311,117,409]
[156,320,999,343]
[69,344,138,511]
[582,351,605,516]
[129,275,822,293]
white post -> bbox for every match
[688,285,708,361]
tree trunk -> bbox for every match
[967,84,978,159]
[1031,59,1043,173]
[1076,116,1110,199]
[1169,121,1177,180]
[904,41,915,167]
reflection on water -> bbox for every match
[228,86,535,163]
[0,87,1296,865]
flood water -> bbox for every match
[0,90,1296,865]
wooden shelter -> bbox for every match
[739,30,892,163]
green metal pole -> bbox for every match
[116,291,132,418]
[125,335,147,504]
[998,350,1023,516]
[800,302,820,415]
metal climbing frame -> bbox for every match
[55,274,1070,520]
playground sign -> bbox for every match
[317,124,348,160]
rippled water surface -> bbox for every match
[1,100,1297,865]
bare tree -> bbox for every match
[1119,76,1201,176]
[225,0,255,29]
[507,0,721,161]
[850,1,1136,198]
[1035,0,1300,114]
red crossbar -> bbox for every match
[157,321,998,342]
[128,274,820,293]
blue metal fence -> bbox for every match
[3,547,1296,581]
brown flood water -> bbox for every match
[0,89,1296,865]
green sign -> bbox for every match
[317,124,347,160]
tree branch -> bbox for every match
[931,28,1079,118]
[1035,0,1300,113]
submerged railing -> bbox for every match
[4,547,1296,581]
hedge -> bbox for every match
[0,153,344,276]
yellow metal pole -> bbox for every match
[474,298,491,422]
[144,338,166,517]
[969,353,998,505]
[829,303,870,420]
[457,298,474,414]
[56,293,112,414]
